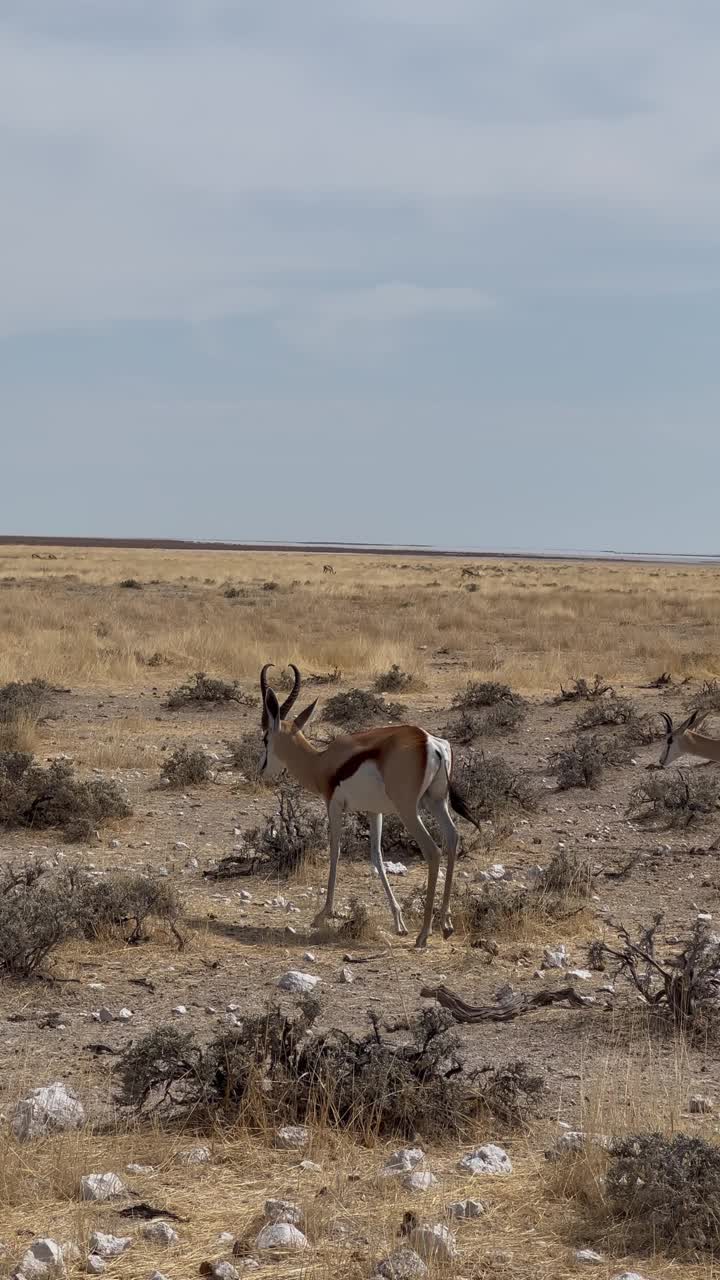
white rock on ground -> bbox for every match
[201,1264,239,1280]
[142,1222,179,1246]
[546,1131,613,1159]
[174,1145,211,1164]
[384,862,407,876]
[276,970,320,994]
[458,1143,513,1175]
[576,1249,604,1264]
[402,1171,437,1192]
[17,1240,65,1278]
[80,1173,126,1202]
[338,966,354,984]
[264,1200,303,1225]
[448,1198,485,1218]
[299,1159,322,1173]
[407,1224,457,1264]
[126,1163,155,1175]
[610,1274,651,1280]
[273,1125,309,1150]
[87,1234,132,1260]
[85,1258,106,1275]
[542,944,568,969]
[376,1248,428,1279]
[148,1273,171,1280]
[255,1224,308,1251]
[11,1082,85,1141]
[380,1147,425,1176]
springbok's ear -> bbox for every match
[264,687,281,733]
[293,699,318,732]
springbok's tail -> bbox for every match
[448,780,483,832]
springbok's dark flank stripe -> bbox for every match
[328,746,383,793]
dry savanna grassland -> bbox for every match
[2,544,720,1280]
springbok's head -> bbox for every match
[658,708,708,767]
[258,663,318,777]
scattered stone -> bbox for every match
[274,1125,309,1150]
[339,966,354,984]
[87,1234,132,1260]
[85,1258,106,1275]
[200,1264,239,1280]
[142,1222,179,1246]
[239,890,252,902]
[384,862,407,876]
[458,1143,512,1175]
[448,1199,485,1219]
[255,1223,307,1251]
[611,1274,650,1280]
[402,1171,437,1192]
[276,971,320,995]
[175,1145,211,1164]
[376,1248,428,1279]
[576,1250,604,1264]
[381,1147,425,1176]
[94,1007,114,1024]
[11,1082,85,1141]
[126,1163,155,1175]
[116,1008,133,1022]
[568,969,593,981]
[542,944,567,969]
[264,1200,303,1226]
[408,1224,457,1264]
[299,1159,322,1173]
[148,1273,171,1280]
[172,1005,188,1016]
[690,1094,714,1113]
[215,1234,235,1248]
[546,1131,613,1159]
[18,1240,65,1278]
[80,1172,127,1202]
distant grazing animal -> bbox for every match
[258,663,482,948]
[323,564,335,575]
[658,709,720,767]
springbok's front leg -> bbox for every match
[311,798,343,928]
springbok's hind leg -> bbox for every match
[396,808,441,948]
[368,813,408,935]
[425,796,460,939]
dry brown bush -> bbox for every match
[628,770,720,827]
[0,753,131,841]
[165,671,251,710]
[322,688,404,729]
[160,745,213,788]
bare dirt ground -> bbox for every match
[2,547,720,1280]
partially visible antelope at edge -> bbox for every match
[658,709,720,767]
[258,663,482,948]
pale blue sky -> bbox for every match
[2,1,720,551]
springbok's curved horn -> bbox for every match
[260,663,275,702]
[660,712,673,735]
[279,664,302,719]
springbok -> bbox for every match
[258,663,481,948]
[658,709,720,767]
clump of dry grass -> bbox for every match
[160,745,213,788]
[335,897,379,942]
[557,674,613,702]
[118,577,143,589]
[553,735,608,789]
[323,687,404,730]
[478,1060,546,1126]
[447,680,527,742]
[628,770,720,827]
[165,671,251,710]
[604,1133,720,1254]
[687,679,720,713]
[0,864,183,977]
[452,749,537,819]
[575,694,639,730]
[0,678,56,754]
[459,851,592,942]
[0,752,131,841]
[226,731,264,781]
[118,1002,491,1141]
[373,663,414,693]
[245,783,326,872]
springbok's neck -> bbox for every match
[685,730,720,762]
[276,730,325,794]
